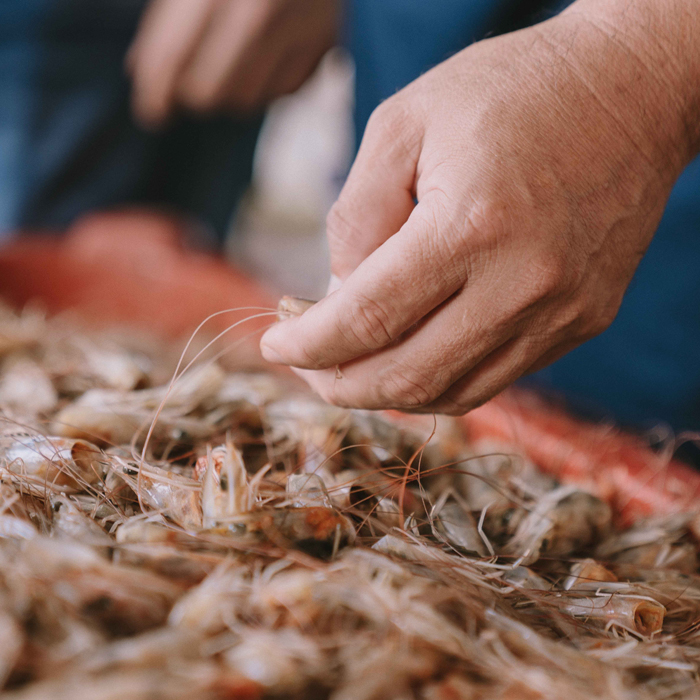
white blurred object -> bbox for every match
[229,49,355,299]
[254,48,354,223]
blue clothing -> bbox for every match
[0,0,261,242]
[350,0,700,433]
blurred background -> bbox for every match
[0,0,354,299]
[228,49,354,300]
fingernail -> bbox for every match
[326,274,342,295]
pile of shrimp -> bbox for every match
[0,299,699,700]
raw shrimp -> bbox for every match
[0,434,102,492]
[223,628,325,693]
[276,296,316,320]
[561,594,666,637]
[111,459,202,530]
[563,558,618,590]
[0,357,58,415]
[52,363,225,446]
[200,441,252,527]
[431,491,487,557]
[14,536,181,634]
[503,486,612,565]
[50,494,113,549]
[0,299,698,699]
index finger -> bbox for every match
[260,192,469,369]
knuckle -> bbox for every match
[366,99,403,137]
[461,198,513,251]
[377,365,443,409]
[364,98,420,162]
[526,260,568,301]
[345,294,396,351]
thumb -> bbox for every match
[327,99,421,281]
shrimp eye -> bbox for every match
[124,467,138,476]
[541,538,550,551]
[220,474,229,491]
[52,502,62,512]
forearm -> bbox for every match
[560,0,700,181]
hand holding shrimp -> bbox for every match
[260,0,700,414]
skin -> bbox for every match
[128,0,339,128]
[260,0,700,415]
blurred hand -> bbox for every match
[260,1,699,414]
[128,0,339,127]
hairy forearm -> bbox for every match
[561,0,700,180]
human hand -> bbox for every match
[128,0,339,128]
[260,2,699,414]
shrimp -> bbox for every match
[200,441,252,527]
[461,388,700,525]
[15,536,181,634]
[595,512,699,571]
[114,517,230,585]
[223,628,325,693]
[0,295,700,697]
[77,627,201,673]
[0,303,43,357]
[502,566,551,591]
[111,459,202,530]
[0,514,36,539]
[286,473,332,508]
[0,434,102,492]
[52,363,225,446]
[232,505,356,557]
[563,559,617,590]
[276,296,316,320]
[431,491,486,557]
[168,562,252,634]
[503,486,612,565]
[49,494,113,550]
[59,336,148,392]
[215,371,283,409]
[0,357,58,415]
[0,484,39,539]
[0,665,261,700]
[561,594,665,637]
[265,394,352,468]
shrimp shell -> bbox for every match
[0,435,102,491]
[114,462,202,530]
[276,296,316,320]
[237,506,355,557]
[503,487,612,565]
[562,595,665,636]
[0,357,58,415]
[200,442,250,528]
[563,559,618,590]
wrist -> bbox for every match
[562,0,700,178]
